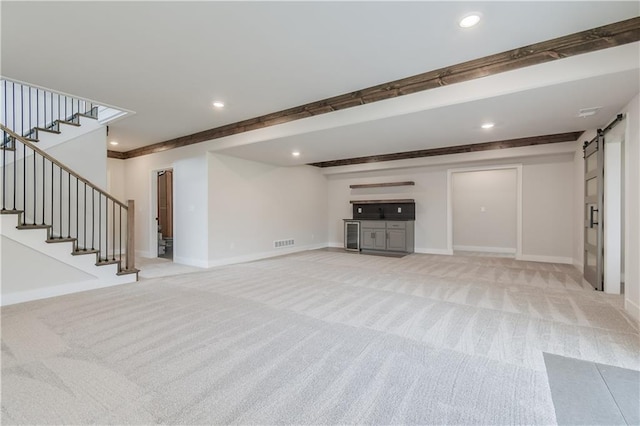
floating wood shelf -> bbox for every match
[350,181,415,189]
[350,199,415,204]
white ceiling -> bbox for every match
[1,1,639,166]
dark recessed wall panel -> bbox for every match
[353,202,415,220]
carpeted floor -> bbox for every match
[2,250,638,424]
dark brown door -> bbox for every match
[583,131,604,290]
[157,170,173,238]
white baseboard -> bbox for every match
[518,254,574,265]
[625,298,640,322]
[328,242,344,248]
[207,243,328,268]
[415,247,454,256]
[453,245,516,254]
[1,276,136,307]
[173,256,210,268]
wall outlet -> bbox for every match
[358,207,362,213]
[397,207,402,213]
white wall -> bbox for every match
[521,157,574,262]
[107,157,126,202]
[121,143,206,261]
[45,127,107,189]
[117,144,328,268]
[173,155,209,267]
[452,169,517,252]
[327,151,575,262]
[328,167,449,254]
[207,153,328,266]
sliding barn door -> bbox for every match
[583,131,604,291]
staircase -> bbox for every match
[1,79,137,306]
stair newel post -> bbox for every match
[41,154,45,225]
[126,200,135,272]
[51,161,54,232]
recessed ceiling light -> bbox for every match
[481,122,495,129]
[459,13,481,28]
[109,141,119,146]
[292,151,300,157]
[212,101,225,108]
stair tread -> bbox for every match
[55,119,81,127]
[75,112,98,120]
[0,209,23,214]
[96,259,121,266]
[46,237,76,243]
[72,249,99,256]
[117,268,140,276]
[17,224,51,229]
[35,127,61,134]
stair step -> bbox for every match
[35,127,61,135]
[17,224,51,230]
[96,259,120,266]
[75,112,98,120]
[72,249,99,256]
[24,137,39,142]
[0,209,23,215]
[46,237,76,243]
[55,119,81,127]
[117,268,140,277]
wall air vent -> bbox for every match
[274,239,294,248]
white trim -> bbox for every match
[329,242,345,248]
[1,276,136,306]
[148,166,174,260]
[624,298,640,322]
[207,243,328,268]
[447,164,523,259]
[453,245,516,254]
[415,247,454,256]
[173,256,210,269]
[519,254,574,265]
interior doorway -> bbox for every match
[157,169,173,259]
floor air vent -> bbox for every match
[274,239,294,248]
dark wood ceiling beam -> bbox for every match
[115,17,639,160]
[308,131,584,168]
[107,150,127,159]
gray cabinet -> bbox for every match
[360,221,387,250]
[358,220,414,253]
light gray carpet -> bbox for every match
[2,250,639,424]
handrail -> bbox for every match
[1,94,135,273]
[0,123,127,208]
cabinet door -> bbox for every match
[361,228,376,249]
[373,231,387,250]
[387,229,406,251]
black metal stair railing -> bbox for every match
[1,78,98,145]
[0,124,135,273]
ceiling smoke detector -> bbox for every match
[577,107,602,118]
